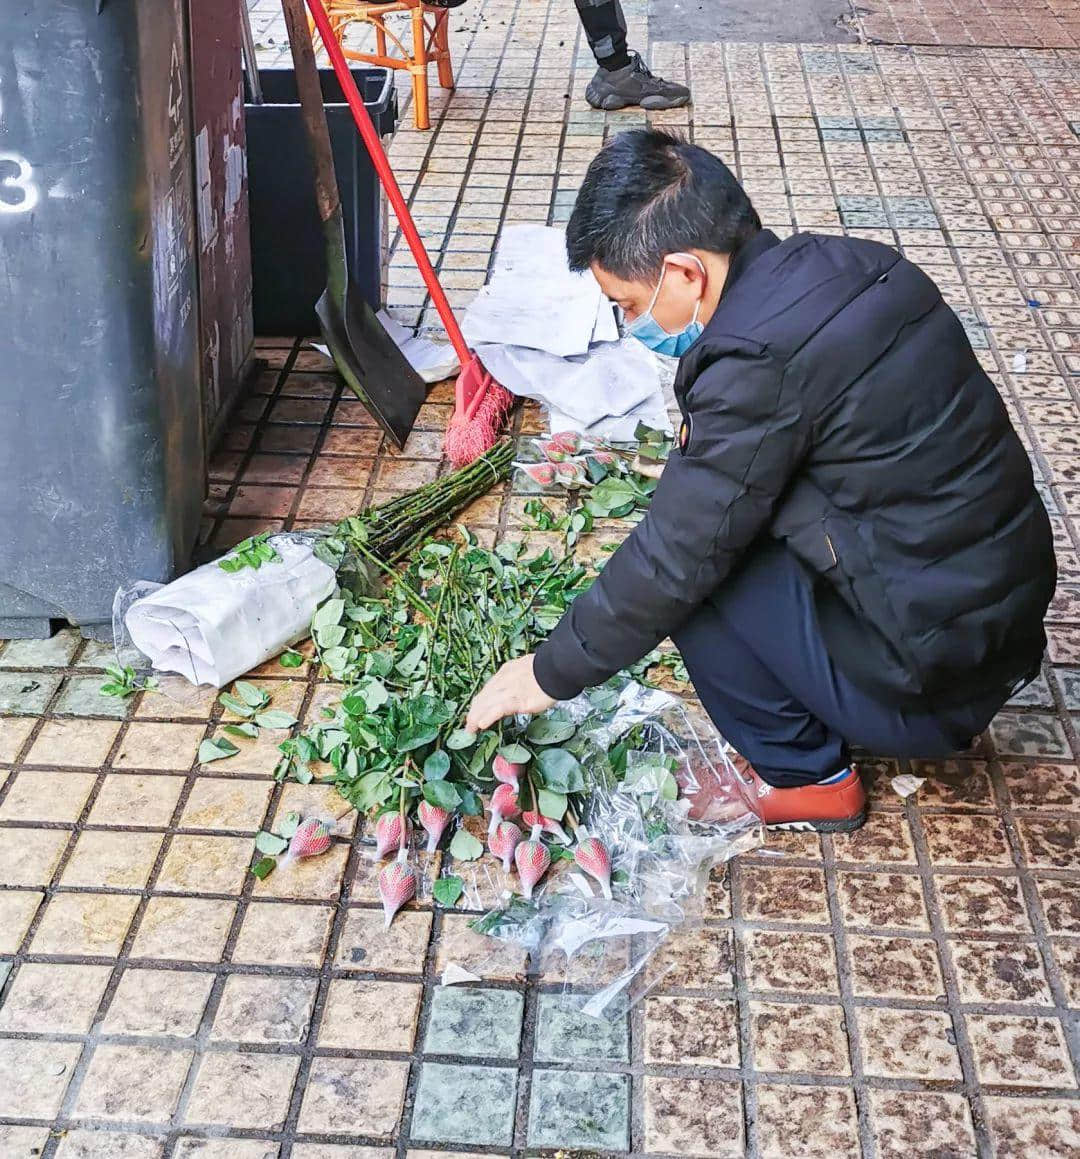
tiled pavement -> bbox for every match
[2,1,1080,1156]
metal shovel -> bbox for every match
[279,0,425,448]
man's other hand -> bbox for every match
[465,654,556,732]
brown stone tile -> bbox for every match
[0,769,97,822]
[273,782,358,837]
[113,723,204,770]
[951,939,1054,1004]
[0,826,70,886]
[198,730,284,776]
[27,719,119,767]
[131,897,236,962]
[298,1058,409,1136]
[644,996,739,1067]
[837,870,929,930]
[1016,816,1080,870]
[911,759,994,808]
[155,834,251,894]
[743,929,839,994]
[858,1007,962,1080]
[704,864,733,917]
[179,776,273,832]
[211,975,317,1044]
[1036,877,1080,934]
[233,901,334,967]
[644,1076,743,1158]
[185,1051,299,1130]
[750,1001,850,1075]
[832,811,916,864]
[967,1014,1076,1087]
[252,840,348,899]
[921,813,1015,866]
[869,1090,976,1159]
[87,773,184,827]
[32,891,139,956]
[350,850,439,907]
[0,962,111,1033]
[0,1127,52,1155]
[336,907,431,973]
[0,1039,82,1118]
[740,865,830,923]
[435,913,528,981]
[1001,762,1080,811]
[936,874,1032,933]
[374,457,440,490]
[102,969,214,1037]
[133,683,218,721]
[984,1096,1080,1159]
[645,926,734,990]
[74,1044,193,1123]
[54,1131,165,1158]
[318,979,422,1051]
[848,933,945,1000]
[756,1084,859,1159]
[61,830,163,889]
[0,716,35,762]
[1051,938,1080,1004]
[755,826,824,860]
[173,1144,279,1159]
[0,887,43,952]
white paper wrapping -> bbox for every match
[122,537,336,688]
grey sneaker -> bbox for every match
[585,53,691,111]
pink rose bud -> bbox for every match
[555,460,586,485]
[288,818,332,860]
[593,450,617,465]
[418,801,452,853]
[522,462,556,486]
[487,782,520,837]
[374,812,411,859]
[492,755,523,786]
[489,820,523,873]
[514,832,551,899]
[549,431,582,455]
[521,810,571,845]
[378,852,417,929]
[574,836,613,899]
[538,440,568,463]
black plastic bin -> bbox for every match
[0,0,204,640]
[246,67,397,337]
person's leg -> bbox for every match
[673,541,983,788]
[574,0,691,110]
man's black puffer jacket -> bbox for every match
[533,229,1056,711]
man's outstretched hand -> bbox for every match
[465,654,556,733]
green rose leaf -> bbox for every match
[198,737,240,764]
[526,716,576,745]
[423,780,462,811]
[449,829,483,861]
[223,722,259,740]
[254,709,298,730]
[312,597,345,634]
[218,692,254,718]
[537,789,567,820]
[278,811,302,839]
[498,743,531,765]
[250,856,276,880]
[234,681,270,709]
[254,831,288,855]
[536,747,585,793]
[279,650,305,669]
[433,875,464,907]
[459,788,483,816]
[424,749,451,781]
[445,728,477,750]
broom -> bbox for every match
[304,0,514,466]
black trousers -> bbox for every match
[574,0,629,68]
[672,541,1006,787]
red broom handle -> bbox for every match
[304,0,472,366]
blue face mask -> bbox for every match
[626,255,705,357]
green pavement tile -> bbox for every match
[534,993,628,1063]
[0,631,81,669]
[74,641,117,669]
[54,676,130,719]
[424,987,524,1060]
[0,672,61,715]
[527,1068,630,1151]
[410,1063,517,1147]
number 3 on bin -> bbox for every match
[0,152,40,215]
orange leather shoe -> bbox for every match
[733,759,867,832]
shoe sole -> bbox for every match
[767,811,867,834]
[587,92,692,111]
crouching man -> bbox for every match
[466,129,1056,832]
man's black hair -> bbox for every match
[566,128,761,280]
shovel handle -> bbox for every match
[305,0,472,367]
[280,0,340,226]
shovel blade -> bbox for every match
[315,285,426,449]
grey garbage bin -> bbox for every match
[0,0,204,640]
